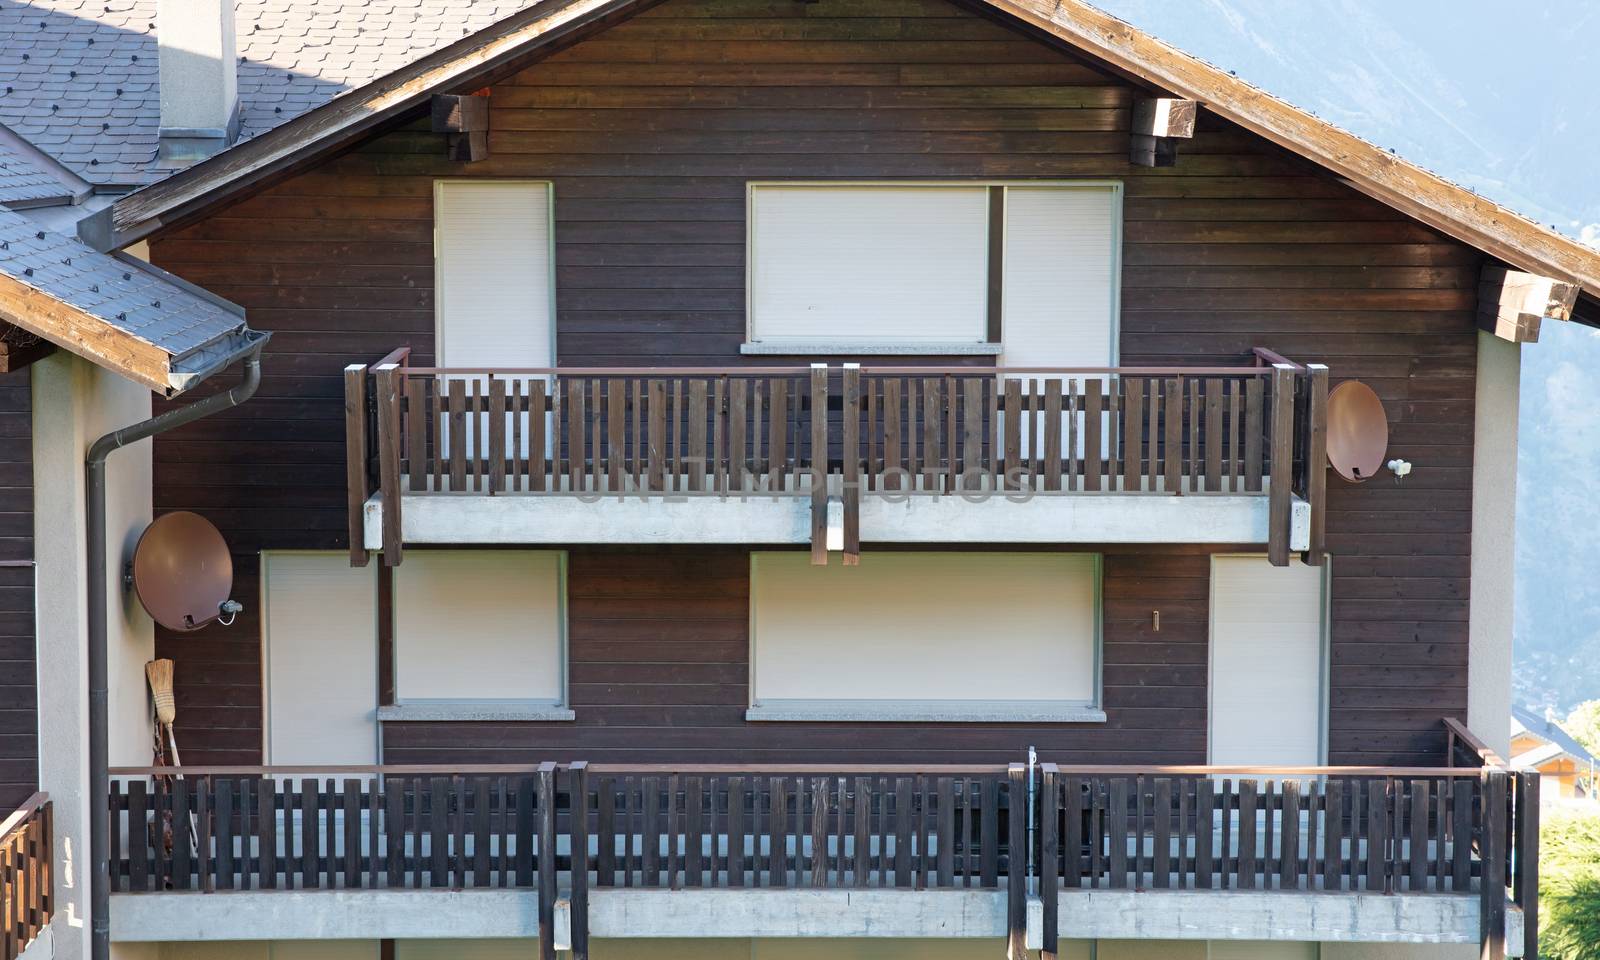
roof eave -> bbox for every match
[84,0,653,253]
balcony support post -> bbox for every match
[1479,768,1507,960]
[1006,763,1028,960]
[537,761,557,960]
[375,361,404,566]
[570,762,591,960]
[1300,364,1329,564]
[1514,772,1538,960]
[810,365,829,566]
[1267,364,1296,566]
[1039,764,1060,959]
[345,364,371,567]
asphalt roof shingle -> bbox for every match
[0,0,533,185]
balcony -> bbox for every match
[106,734,1536,957]
[1,793,52,960]
[345,349,1328,565]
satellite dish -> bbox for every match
[1326,380,1388,483]
[131,511,237,632]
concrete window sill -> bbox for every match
[377,701,575,722]
[745,702,1107,724]
[739,341,1004,356]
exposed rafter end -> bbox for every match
[1477,263,1580,344]
[1130,97,1196,168]
[432,92,491,163]
[0,327,57,373]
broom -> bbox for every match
[145,658,198,866]
[145,659,184,767]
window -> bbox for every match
[262,553,377,764]
[434,180,554,369]
[747,551,1101,722]
[388,550,571,721]
[1209,555,1328,766]
[745,182,1119,355]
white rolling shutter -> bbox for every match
[1001,185,1118,369]
[434,180,554,368]
[434,181,555,471]
[1209,555,1327,766]
[749,185,989,344]
[262,553,377,765]
[750,552,1099,715]
[393,550,565,703]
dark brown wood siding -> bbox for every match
[0,368,35,810]
[149,0,1478,768]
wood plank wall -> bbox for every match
[148,0,1479,767]
[0,368,35,810]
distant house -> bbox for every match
[1512,704,1598,804]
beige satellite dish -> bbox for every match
[1326,380,1388,483]
[131,511,237,631]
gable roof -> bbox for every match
[0,204,261,393]
[1511,704,1596,768]
[0,0,535,186]
[80,0,1600,306]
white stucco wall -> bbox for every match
[1468,330,1519,758]
[33,352,156,960]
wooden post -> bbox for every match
[569,763,590,960]
[1006,763,1027,960]
[537,762,557,960]
[1301,364,1329,564]
[810,365,829,566]
[1040,764,1060,959]
[1515,773,1539,960]
[1267,365,1296,566]
[375,363,404,566]
[344,364,371,567]
[1480,769,1507,960]
[842,366,861,564]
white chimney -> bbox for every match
[156,0,239,165]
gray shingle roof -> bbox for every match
[0,0,533,185]
[0,204,254,390]
[0,132,77,204]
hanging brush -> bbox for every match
[145,658,198,860]
[145,658,184,768]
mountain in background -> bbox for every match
[1091,0,1600,713]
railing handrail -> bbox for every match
[0,791,48,841]
[112,762,1492,778]
[394,364,1275,377]
[1443,716,1509,769]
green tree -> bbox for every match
[1542,807,1600,960]
[1563,700,1600,756]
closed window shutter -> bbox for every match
[263,553,376,765]
[435,181,553,368]
[750,552,1098,706]
[1210,555,1326,766]
[393,551,565,703]
[1001,184,1118,368]
[749,185,989,344]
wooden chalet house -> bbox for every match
[1,0,1596,958]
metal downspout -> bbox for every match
[87,343,265,960]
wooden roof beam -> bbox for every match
[432,92,490,163]
[1130,97,1196,168]
[1477,263,1580,344]
[0,325,56,374]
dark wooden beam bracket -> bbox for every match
[0,326,57,374]
[431,92,491,163]
[1130,97,1197,168]
[1476,263,1579,343]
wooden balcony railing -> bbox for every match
[346,351,1330,567]
[106,752,1536,960]
[1,793,52,960]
